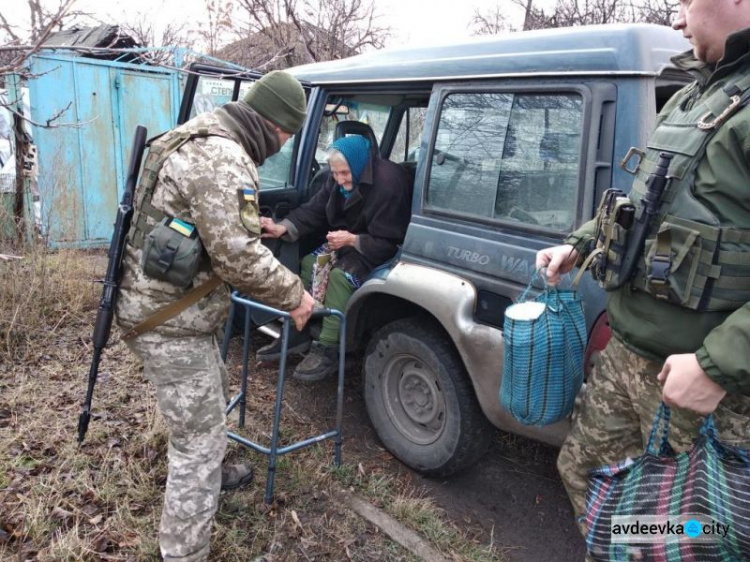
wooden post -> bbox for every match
[13,111,29,242]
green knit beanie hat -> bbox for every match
[243,71,307,134]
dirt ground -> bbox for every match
[253,334,586,561]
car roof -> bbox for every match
[290,24,691,85]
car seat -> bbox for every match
[308,121,380,199]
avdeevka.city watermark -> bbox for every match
[611,515,731,544]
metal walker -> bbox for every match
[221,291,346,504]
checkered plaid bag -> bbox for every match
[500,277,586,426]
[584,403,750,561]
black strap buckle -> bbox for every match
[157,238,180,273]
[647,254,672,299]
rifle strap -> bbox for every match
[121,276,224,341]
[573,247,603,289]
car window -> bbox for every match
[426,92,583,232]
[392,107,427,163]
[189,77,236,118]
[314,101,391,166]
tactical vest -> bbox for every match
[626,71,750,312]
[128,114,233,250]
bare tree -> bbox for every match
[221,0,390,71]
[549,0,628,27]
[470,5,516,35]
[631,0,678,25]
[471,0,555,33]
[119,12,197,64]
[472,0,679,33]
[196,0,236,57]
[0,0,79,81]
[120,19,193,50]
[0,0,85,241]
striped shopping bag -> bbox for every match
[500,278,586,426]
[584,403,750,561]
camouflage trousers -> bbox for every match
[558,335,750,550]
[127,332,229,562]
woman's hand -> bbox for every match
[261,217,287,239]
[326,230,356,250]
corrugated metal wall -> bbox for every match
[27,53,182,247]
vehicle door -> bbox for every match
[405,80,619,335]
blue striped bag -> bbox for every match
[499,277,586,426]
[584,403,750,561]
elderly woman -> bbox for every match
[261,134,411,381]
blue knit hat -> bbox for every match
[330,135,371,185]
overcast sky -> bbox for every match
[7,0,535,50]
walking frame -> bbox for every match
[221,291,346,504]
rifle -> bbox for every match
[78,125,148,443]
[618,151,673,283]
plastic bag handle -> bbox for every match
[520,268,562,306]
[647,403,719,455]
[518,268,547,303]
[700,413,717,438]
[646,402,672,455]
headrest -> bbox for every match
[334,121,379,157]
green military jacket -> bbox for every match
[566,28,750,394]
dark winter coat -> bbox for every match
[284,155,412,279]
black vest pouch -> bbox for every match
[141,217,204,289]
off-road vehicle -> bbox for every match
[179,24,691,476]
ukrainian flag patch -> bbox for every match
[242,187,256,202]
[168,217,195,237]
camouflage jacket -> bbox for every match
[116,111,304,338]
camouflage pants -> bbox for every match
[127,332,229,562]
[558,336,750,547]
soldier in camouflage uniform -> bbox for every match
[115,71,315,562]
[537,0,750,552]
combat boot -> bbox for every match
[221,462,254,491]
[293,341,339,382]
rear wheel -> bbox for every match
[363,318,493,477]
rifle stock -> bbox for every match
[78,125,148,443]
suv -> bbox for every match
[178,24,691,477]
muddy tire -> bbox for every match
[363,318,492,477]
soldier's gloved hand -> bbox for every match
[536,244,579,285]
[658,353,726,415]
[290,290,315,331]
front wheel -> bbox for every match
[362,318,493,477]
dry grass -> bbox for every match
[0,241,504,561]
